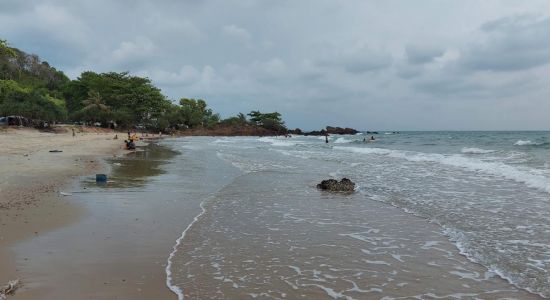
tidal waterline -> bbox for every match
[169,135,545,299]
[10,134,550,299]
[11,141,240,299]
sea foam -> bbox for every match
[335,146,550,195]
[514,140,539,146]
[333,137,352,144]
[461,147,496,154]
[258,137,297,147]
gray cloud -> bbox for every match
[2,1,550,130]
[406,45,445,64]
[315,46,393,74]
[461,15,550,72]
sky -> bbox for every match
[2,0,550,130]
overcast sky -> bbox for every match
[2,0,550,130]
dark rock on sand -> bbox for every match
[317,178,356,192]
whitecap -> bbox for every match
[514,140,540,146]
[258,137,297,147]
[461,147,496,154]
[335,146,550,195]
[333,137,352,144]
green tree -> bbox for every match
[65,72,169,128]
[82,91,109,112]
[0,39,16,58]
[75,90,110,124]
[221,112,248,126]
[247,110,286,133]
[0,80,67,121]
[178,98,218,128]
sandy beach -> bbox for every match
[2,132,549,299]
[0,127,123,298]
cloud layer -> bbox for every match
[2,0,550,130]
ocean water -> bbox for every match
[166,132,550,299]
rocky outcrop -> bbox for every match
[176,124,284,136]
[325,126,358,135]
[287,128,303,135]
[303,129,327,136]
[317,178,356,192]
[302,126,359,136]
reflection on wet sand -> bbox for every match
[85,143,179,189]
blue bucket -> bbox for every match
[96,174,107,182]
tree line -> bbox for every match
[0,39,287,133]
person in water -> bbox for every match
[325,135,329,143]
[370,135,375,141]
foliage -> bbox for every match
[177,98,220,129]
[0,40,16,58]
[221,112,248,126]
[247,110,287,133]
[0,45,69,95]
[0,38,290,132]
[65,72,170,128]
[0,38,69,122]
[0,80,67,121]
[71,90,111,123]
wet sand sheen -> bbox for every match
[10,141,241,299]
[171,171,541,299]
[8,136,548,299]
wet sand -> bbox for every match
[4,140,240,300]
[0,127,124,298]
[173,171,541,299]
[4,133,544,299]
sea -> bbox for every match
[13,132,550,299]
[164,132,550,299]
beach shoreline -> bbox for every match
[0,127,124,298]
[3,131,549,299]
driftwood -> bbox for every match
[0,279,20,299]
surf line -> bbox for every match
[165,199,207,300]
[165,166,247,299]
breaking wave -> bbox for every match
[333,137,353,144]
[257,137,297,147]
[514,140,542,146]
[461,147,496,154]
[335,146,550,195]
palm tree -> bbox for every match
[82,91,109,112]
[80,91,110,124]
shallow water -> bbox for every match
[11,141,240,299]
[167,133,550,299]
[12,133,550,299]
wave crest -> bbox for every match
[333,137,352,144]
[461,147,496,154]
[335,146,550,195]
[514,140,541,146]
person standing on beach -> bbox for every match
[72,128,75,138]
